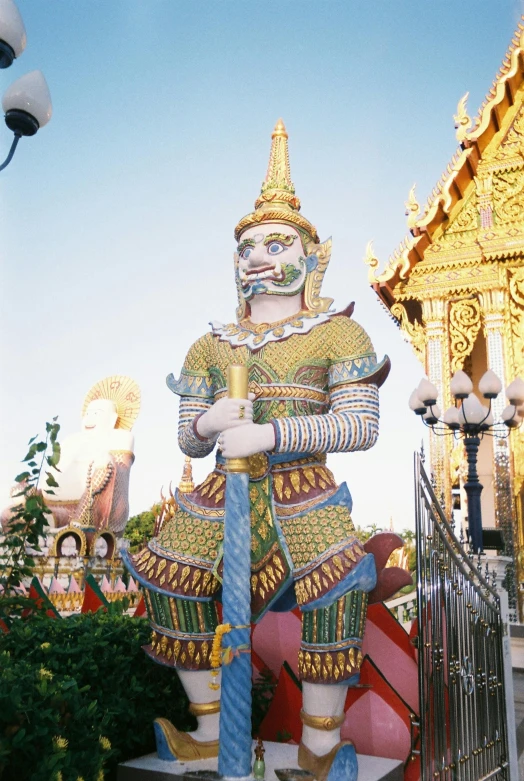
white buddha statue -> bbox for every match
[44,376,140,535]
[51,399,132,501]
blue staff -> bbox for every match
[217,364,253,779]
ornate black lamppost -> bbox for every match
[0,0,52,171]
[409,370,524,553]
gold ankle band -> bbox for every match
[299,709,345,731]
[189,700,221,717]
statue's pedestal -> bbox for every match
[117,742,403,781]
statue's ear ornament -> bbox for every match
[302,237,334,314]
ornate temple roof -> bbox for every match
[367,20,524,308]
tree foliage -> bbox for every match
[0,420,60,621]
[401,528,417,573]
[123,505,160,553]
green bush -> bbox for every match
[0,653,110,781]
[123,509,159,553]
[0,612,193,780]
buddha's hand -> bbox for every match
[196,395,254,439]
[218,423,275,458]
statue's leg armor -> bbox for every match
[297,590,368,781]
[299,590,368,684]
[143,591,222,760]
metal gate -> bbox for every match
[414,452,510,780]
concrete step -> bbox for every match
[118,742,404,781]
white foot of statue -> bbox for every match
[298,681,358,781]
[154,669,221,761]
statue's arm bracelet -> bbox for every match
[271,383,379,455]
[178,397,217,458]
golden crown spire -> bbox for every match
[234,120,319,244]
[255,118,299,210]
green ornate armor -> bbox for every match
[124,309,389,684]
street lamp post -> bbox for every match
[0,0,52,171]
[409,370,524,553]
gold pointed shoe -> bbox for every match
[154,717,219,762]
[298,740,357,781]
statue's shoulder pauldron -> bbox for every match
[166,332,215,399]
[327,316,390,388]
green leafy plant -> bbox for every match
[401,528,417,575]
[353,525,372,544]
[0,653,111,781]
[251,665,277,737]
[0,612,193,780]
[123,506,160,553]
[0,420,60,621]
[275,730,293,742]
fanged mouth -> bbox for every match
[240,261,284,287]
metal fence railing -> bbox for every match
[414,452,510,780]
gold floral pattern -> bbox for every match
[157,511,224,562]
[281,504,355,568]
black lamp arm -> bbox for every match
[0,132,21,172]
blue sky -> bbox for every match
[1,1,522,530]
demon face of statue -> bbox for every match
[236,222,310,302]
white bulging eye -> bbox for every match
[267,242,284,255]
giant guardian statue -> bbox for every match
[125,121,409,781]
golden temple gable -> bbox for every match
[367,20,524,619]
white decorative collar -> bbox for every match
[210,310,333,351]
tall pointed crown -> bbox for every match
[234,119,319,244]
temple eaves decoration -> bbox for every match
[366,20,524,620]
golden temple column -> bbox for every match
[422,299,452,512]
[508,267,524,620]
[479,288,519,620]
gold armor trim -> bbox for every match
[145,542,221,571]
[188,701,221,717]
[294,540,366,607]
[299,710,345,731]
[177,492,225,518]
[248,453,270,480]
[272,455,327,470]
[153,718,218,761]
[149,628,217,672]
[298,645,363,683]
[215,383,328,405]
[235,208,318,244]
[275,487,338,517]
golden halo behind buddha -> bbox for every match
[82,375,141,431]
[234,119,319,245]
